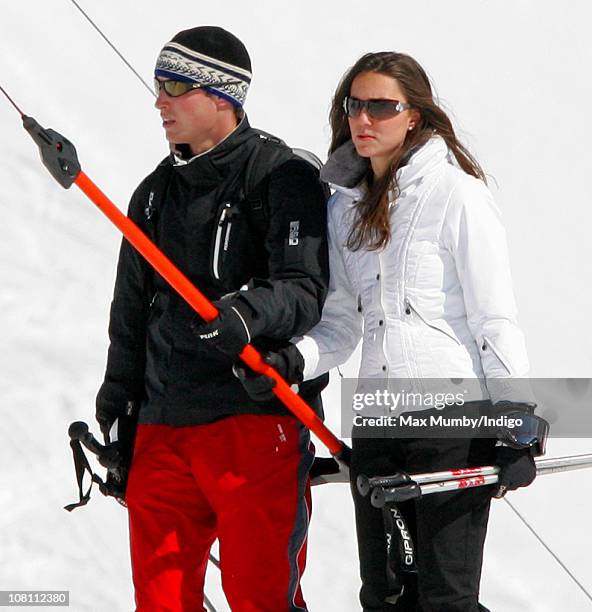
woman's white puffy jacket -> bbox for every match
[296,136,532,404]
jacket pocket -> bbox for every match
[210,201,258,290]
[481,335,513,375]
[404,297,461,345]
[211,202,235,281]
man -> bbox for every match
[96,26,329,611]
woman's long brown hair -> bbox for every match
[329,52,486,251]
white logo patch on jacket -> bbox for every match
[289,220,300,246]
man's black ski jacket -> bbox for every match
[96,117,329,426]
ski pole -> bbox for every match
[356,464,499,497]
[370,474,499,507]
[1,90,349,461]
[358,453,592,496]
[532,453,592,474]
[369,453,592,508]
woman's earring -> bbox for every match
[408,125,414,131]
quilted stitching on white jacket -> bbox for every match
[297,136,533,404]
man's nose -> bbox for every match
[154,88,168,109]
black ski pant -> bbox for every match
[350,432,496,612]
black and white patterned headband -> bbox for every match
[155,41,252,107]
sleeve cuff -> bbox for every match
[486,378,538,405]
[295,335,321,381]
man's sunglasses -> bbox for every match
[154,78,241,98]
[344,96,412,120]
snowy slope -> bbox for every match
[1,1,591,610]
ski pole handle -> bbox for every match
[68,421,124,471]
[357,471,412,497]
[68,421,105,453]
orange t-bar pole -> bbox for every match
[16,110,347,458]
[74,171,346,457]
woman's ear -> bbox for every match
[408,109,421,131]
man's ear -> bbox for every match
[213,96,235,112]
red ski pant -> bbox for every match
[125,415,313,612]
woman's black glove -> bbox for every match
[493,446,536,498]
[233,343,305,402]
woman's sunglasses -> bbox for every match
[154,78,241,98]
[344,96,412,120]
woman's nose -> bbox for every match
[354,109,372,125]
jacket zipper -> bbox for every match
[212,204,233,280]
[404,297,461,345]
[223,220,233,252]
[481,335,513,375]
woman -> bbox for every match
[238,52,545,611]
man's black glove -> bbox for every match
[96,395,138,441]
[233,343,305,402]
[96,399,125,441]
[191,295,254,358]
[493,446,536,498]
[99,404,138,503]
[97,440,125,471]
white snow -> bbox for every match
[1,1,591,610]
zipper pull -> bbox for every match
[404,298,411,315]
[225,202,240,220]
[218,207,228,227]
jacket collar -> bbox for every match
[396,135,448,192]
[320,140,368,198]
[322,135,449,198]
[169,115,256,189]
